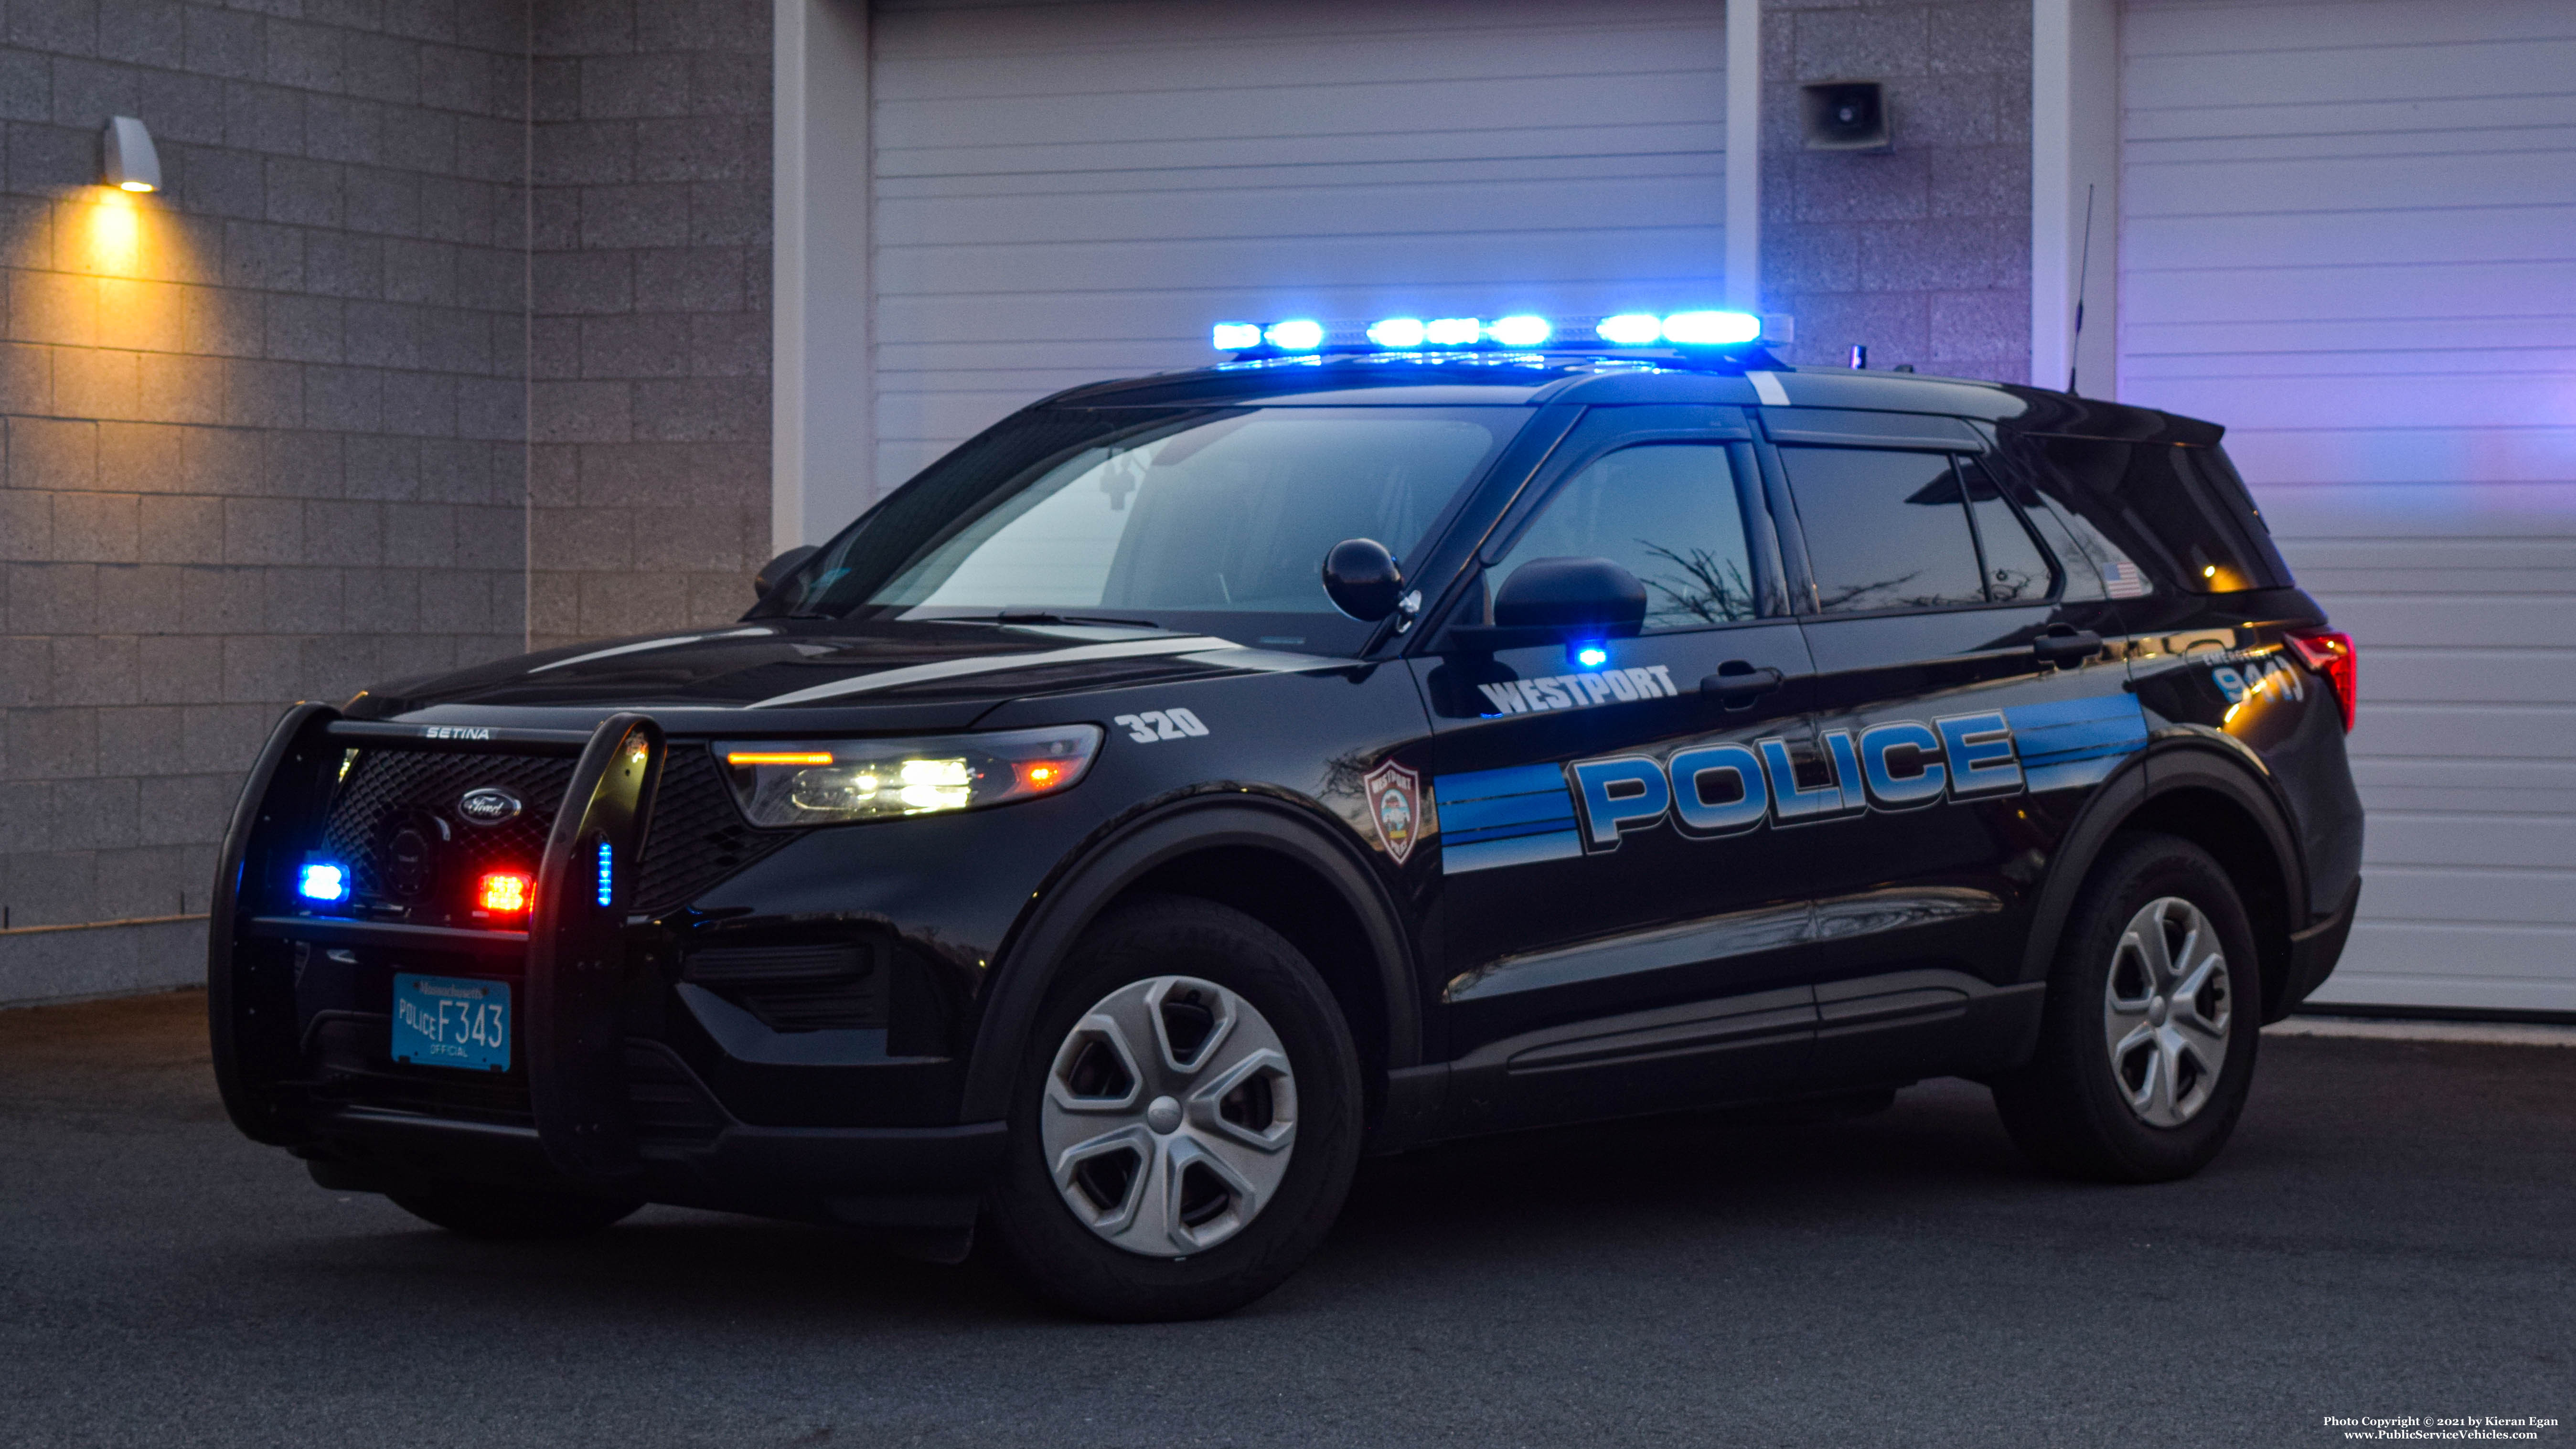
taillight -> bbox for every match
[2285,629,2356,732]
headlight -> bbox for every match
[715,725,1103,826]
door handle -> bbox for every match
[2032,626,2104,666]
[1700,663,1785,707]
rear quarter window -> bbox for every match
[2031,437,2292,595]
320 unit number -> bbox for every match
[1114,709,1209,743]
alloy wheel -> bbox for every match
[1040,975,1298,1257]
[2102,895,2233,1128]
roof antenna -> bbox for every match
[2067,182,2095,396]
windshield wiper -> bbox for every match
[934,609,1165,629]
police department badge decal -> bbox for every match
[1363,759,1423,866]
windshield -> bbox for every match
[757,406,1526,653]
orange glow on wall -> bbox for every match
[80,187,144,277]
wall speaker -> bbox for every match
[1801,81,1890,153]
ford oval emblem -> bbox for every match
[456,787,524,826]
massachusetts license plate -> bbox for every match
[391,973,511,1072]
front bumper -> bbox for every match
[208,705,1004,1228]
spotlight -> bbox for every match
[102,116,160,192]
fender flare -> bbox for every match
[958,794,1422,1123]
[2016,735,2312,987]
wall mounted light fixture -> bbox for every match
[102,116,160,192]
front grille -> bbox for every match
[684,942,887,1031]
[318,739,791,921]
[307,1018,727,1146]
[633,746,794,914]
[310,1013,534,1127]
[322,749,574,921]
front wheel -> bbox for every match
[984,897,1363,1321]
[1992,832,2263,1183]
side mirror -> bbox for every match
[1447,556,1647,650]
[1320,537,1405,621]
[754,544,819,601]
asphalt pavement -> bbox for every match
[3,990,2569,1449]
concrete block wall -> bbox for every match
[524,0,770,653]
[1,0,536,1004]
[1760,0,2033,384]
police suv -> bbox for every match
[210,311,2364,1321]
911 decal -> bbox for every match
[1436,694,2148,874]
[2213,656,2303,705]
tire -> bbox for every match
[385,1180,643,1239]
[983,896,1364,1321]
[1992,832,2263,1183]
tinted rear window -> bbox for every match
[2031,437,2292,594]
[1782,447,1988,612]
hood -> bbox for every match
[347,618,1339,733]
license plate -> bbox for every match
[391,973,511,1072]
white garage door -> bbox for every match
[868,0,1731,487]
[2119,0,2576,1012]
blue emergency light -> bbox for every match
[1211,309,1764,357]
[298,862,349,903]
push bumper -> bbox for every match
[208,705,1003,1230]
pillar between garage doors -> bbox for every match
[771,0,874,554]
[2031,0,2120,399]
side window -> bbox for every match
[1493,443,1758,632]
[1781,447,1986,613]
[1957,458,2059,603]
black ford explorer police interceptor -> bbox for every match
[210,311,2364,1321]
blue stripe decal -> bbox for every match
[2007,695,2147,778]
[2004,695,2138,726]
[1443,830,1583,874]
[1441,790,1578,833]
[1433,763,1579,874]
[2024,756,2124,794]
[1437,762,1569,802]
[1447,821,1573,847]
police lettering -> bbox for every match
[1571,711,2020,850]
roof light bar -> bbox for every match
[1263,319,1324,352]
[1211,310,1771,358]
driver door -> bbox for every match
[1410,406,1824,1131]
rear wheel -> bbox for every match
[1993,833,2262,1182]
[386,1180,642,1239]
[984,897,1363,1321]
